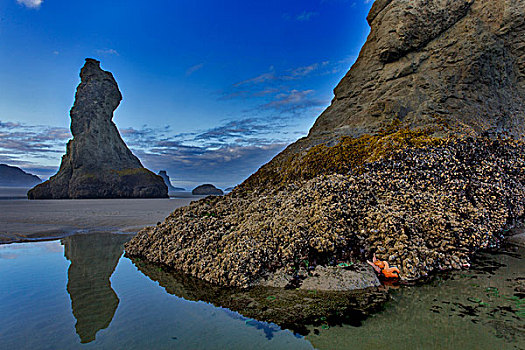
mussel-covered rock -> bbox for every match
[126,137,525,288]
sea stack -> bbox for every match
[158,171,176,192]
[28,59,167,199]
[126,0,525,288]
[192,184,223,196]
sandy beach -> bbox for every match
[0,197,196,244]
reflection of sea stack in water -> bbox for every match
[62,233,130,343]
[27,58,168,199]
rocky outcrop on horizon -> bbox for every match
[158,171,176,191]
[27,59,168,199]
[192,184,223,196]
[0,164,41,187]
[158,170,185,191]
[126,0,525,289]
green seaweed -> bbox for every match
[241,121,442,192]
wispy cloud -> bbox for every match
[296,11,319,21]
[262,89,324,112]
[16,0,43,9]
[232,63,321,88]
[186,63,204,76]
[95,49,119,56]
[0,121,70,156]
[135,142,287,188]
[222,60,351,119]
[0,120,71,179]
[282,10,320,22]
[118,120,292,187]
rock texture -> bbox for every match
[126,137,525,287]
[0,164,41,187]
[192,184,223,196]
[308,0,525,143]
[27,59,167,199]
[126,0,525,289]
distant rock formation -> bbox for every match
[0,164,41,187]
[192,184,223,196]
[27,59,168,199]
[225,187,235,192]
[157,170,185,191]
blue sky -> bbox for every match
[0,0,373,189]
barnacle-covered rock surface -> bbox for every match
[126,134,525,288]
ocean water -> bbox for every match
[0,233,523,349]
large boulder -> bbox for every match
[28,59,168,199]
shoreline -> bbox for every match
[0,197,196,245]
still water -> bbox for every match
[0,233,523,349]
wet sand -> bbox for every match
[0,197,196,244]
[0,187,31,199]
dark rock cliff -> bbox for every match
[28,59,168,199]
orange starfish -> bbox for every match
[381,263,400,279]
[366,253,384,273]
[367,254,400,279]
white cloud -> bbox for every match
[16,0,43,9]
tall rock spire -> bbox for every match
[28,59,168,199]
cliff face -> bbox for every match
[28,59,167,199]
[240,0,525,191]
[308,0,525,143]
